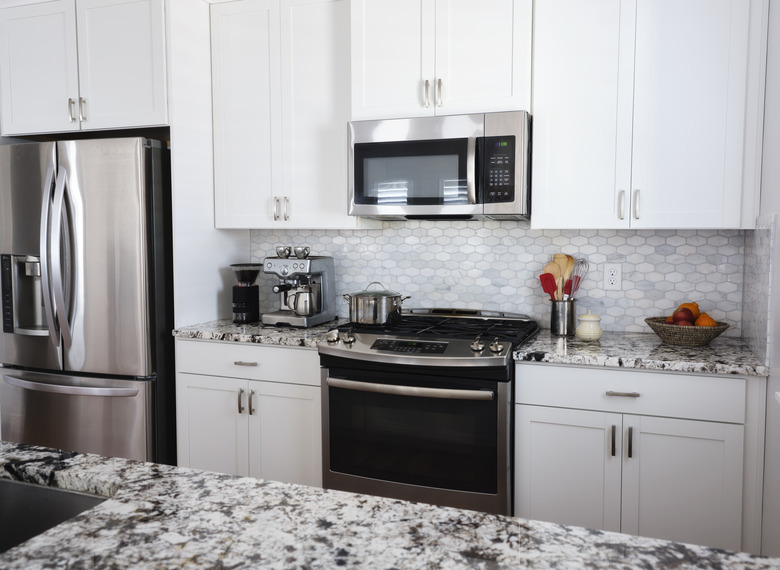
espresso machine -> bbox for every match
[261,251,336,328]
[230,264,262,324]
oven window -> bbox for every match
[328,382,497,494]
[354,139,469,205]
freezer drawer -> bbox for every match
[0,369,152,461]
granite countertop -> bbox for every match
[2,441,778,569]
[173,319,768,377]
[515,331,769,377]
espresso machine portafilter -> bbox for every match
[261,255,336,328]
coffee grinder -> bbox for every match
[230,263,262,324]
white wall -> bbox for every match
[167,0,248,326]
[761,0,780,557]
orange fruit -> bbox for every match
[676,302,701,320]
[694,313,718,327]
[665,315,674,323]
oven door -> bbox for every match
[321,359,511,515]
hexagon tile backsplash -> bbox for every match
[250,222,747,336]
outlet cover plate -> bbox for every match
[604,263,622,290]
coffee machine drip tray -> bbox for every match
[261,255,337,328]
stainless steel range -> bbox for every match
[318,308,539,515]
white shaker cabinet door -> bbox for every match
[629,0,752,229]
[0,0,80,135]
[248,381,322,487]
[211,0,279,228]
[176,374,250,477]
[530,0,635,229]
[621,415,744,551]
[350,0,435,120]
[515,404,622,532]
[76,0,167,130]
[433,0,531,116]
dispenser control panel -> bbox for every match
[2,254,13,333]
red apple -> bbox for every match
[672,308,694,323]
[675,320,693,326]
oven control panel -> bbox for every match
[370,339,448,354]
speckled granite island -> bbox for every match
[1,441,778,569]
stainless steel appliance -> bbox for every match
[318,308,539,515]
[0,138,174,464]
[261,255,336,328]
[231,264,262,324]
[348,111,530,221]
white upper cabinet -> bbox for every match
[350,0,532,120]
[531,0,768,230]
[0,0,168,135]
[211,0,377,229]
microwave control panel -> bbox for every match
[481,136,516,203]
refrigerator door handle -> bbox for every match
[39,164,60,348]
[3,374,140,397]
[51,166,73,349]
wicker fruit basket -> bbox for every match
[644,317,730,347]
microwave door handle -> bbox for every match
[326,377,494,401]
[39,163,60,348]
[50,166,72,349]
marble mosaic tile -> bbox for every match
[742,215,774,365]
[250,223,746,336]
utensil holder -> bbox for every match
[551,300,576,336]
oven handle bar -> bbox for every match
[326,377,494,401]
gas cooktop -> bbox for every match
[318,308,539,367]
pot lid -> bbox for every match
[350,281,401,297]
[578,310,601,321]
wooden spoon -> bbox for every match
[563,255,574,281]
[553,254,568,278]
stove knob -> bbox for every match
[325,329,340,343]
[341,330,356,344]
[470,336,485,352]
[489,338,504,353]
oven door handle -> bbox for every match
[326,377,494,401]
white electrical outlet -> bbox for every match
[604,263,622,290]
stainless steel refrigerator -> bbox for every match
[0,137,174,464]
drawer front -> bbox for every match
[515,363,745,424]
[176,339,320,386]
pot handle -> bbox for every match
[365,281,386,290]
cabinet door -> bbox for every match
[0,0,80,135]
[621,415,744,550]
[350,0,435,119]
[278,0,353,228]
[629,0,752,229]
[434,0,530,115]
[515,405,622,532]
[530,0,635,229]
[76,0,167,130]
[248,382,322,487]
[211,0,279,228]
[175,374,250,476]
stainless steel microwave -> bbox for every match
[348,111,530,221]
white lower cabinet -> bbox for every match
[515,364,747,551]
[175,339,322,487]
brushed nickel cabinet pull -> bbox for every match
[273,197,280,221]
[67,98,76,122]
[618,190,626,220]
[233,361,258,367]
[248,389,255,415]
[605,391,640,398]
[283,196,290,221]
[237,388,245,414]
[633,189,640,219]
[628,426,633,458]
[423,79,430,108]
[78,97,86,122]
[436,78,443,107]
[611,424,616,457]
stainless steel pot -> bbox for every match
[343,282,410,324]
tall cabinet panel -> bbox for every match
[531,0,767,230]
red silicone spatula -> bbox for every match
[540,273,558,301]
